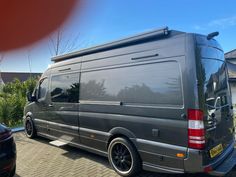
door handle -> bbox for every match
[48,104,53,107]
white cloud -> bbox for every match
[193,25,206,30]
[194,15,236,31]
[208,16,236,28]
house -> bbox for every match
[0,72,41,85]
[225,49,236,106]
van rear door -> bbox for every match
[196,36,234,164]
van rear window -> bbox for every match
[200,56,229,108]
[80,61,183,106]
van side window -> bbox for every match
[80,61,183,106]
[38,78,48,99]
[50,73,79,103]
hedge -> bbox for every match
[0,77,37,127]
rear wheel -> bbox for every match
[24,117,36,138]
[108,137,141,176]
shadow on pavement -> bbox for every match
[29,136,234,177]
[34,136,111,165]
[32,136,161,176]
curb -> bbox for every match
[12,127,24,133]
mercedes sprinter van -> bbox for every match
[24,27,236,176]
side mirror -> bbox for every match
[27,92,36,102]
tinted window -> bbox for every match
[196,38,230,109]
[80,61,183,106]
[38,78,48,99]
[51,73,79,103]
[200,51,229,108]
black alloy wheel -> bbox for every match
[25,118,36,138]
[108,137,141,176]
[112,142,132,172]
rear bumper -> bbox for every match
[184,140,236,174]
[209,148,236,176]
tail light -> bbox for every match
[188,109,205,150]
[0,130,12,141]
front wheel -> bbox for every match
[24,117,37,138]
[108,137,141,177]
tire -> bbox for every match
[24,117,37,138]
[108,137,141,177]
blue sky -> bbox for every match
[1,0,236,72]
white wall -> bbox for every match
[230,82,236,107]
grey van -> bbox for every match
[24,27,236,176]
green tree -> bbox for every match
[0,77,38,126]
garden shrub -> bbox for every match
[0,77,38,127]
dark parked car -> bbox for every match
[0,124,16,177]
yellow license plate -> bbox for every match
[210,144,223,158]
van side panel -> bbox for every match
[79,35,189,171]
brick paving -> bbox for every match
[13,132,236,177]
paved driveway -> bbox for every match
[13,132,236,177]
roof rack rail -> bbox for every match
[52,27,169,62]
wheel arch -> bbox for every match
[107,127,138,150]
[24,112,34,120]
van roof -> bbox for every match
[51,27,185,63]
